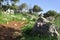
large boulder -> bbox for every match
[31,17,59,36]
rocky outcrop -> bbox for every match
[31,17,59,36]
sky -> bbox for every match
[16,0,60,13]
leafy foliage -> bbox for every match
[44,10,57,18]
[11,0,19,3]
[33,5,42,12]
[19,3,27,11]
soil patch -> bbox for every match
[3,21,27,30]
[0,21,27,40]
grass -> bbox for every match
[0,12,38,23]
[0,12,60,40]
[0,12,33,24]
[54,17,60,26]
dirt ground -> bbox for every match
[0,21,27,40]
[3,21,27,30]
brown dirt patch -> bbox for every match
[0,21,27,40]
[3,21,27,30]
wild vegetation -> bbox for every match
[0,0,60,40]
[0,11,60,40]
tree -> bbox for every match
[0,0,19,11]
[44,10,57,18]
[0,0,4,8]
[33,5,42,12]
[2,5,9,11]
[11,0,19,5]
[0,0,3,11]
[29,9,33,14]
[0,0,3,5]
[11,0,19,3]
[19,3,27,11]
[5,0,19,5]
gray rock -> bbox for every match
[31,17,59,36]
